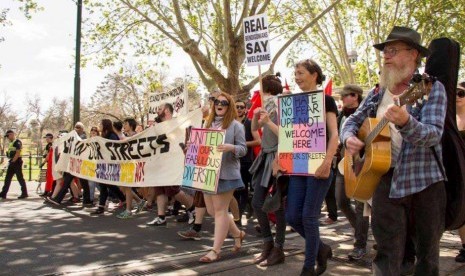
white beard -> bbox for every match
[380,63,416,92]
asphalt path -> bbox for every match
[0,183,262,276]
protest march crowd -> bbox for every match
[2,25,465,276]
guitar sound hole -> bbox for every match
[353,149,365,175]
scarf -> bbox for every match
[212,116,223,129]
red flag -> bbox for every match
[247,90,262,158]
[324,79,332,96]
[283,79,290,93]
[247,90,262,119]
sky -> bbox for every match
[0,1,297,118]
[0,1,200,117]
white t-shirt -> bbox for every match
[376,90,403,167]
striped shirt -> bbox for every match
[340,81,447,198]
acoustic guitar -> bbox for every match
[344,74,434,201]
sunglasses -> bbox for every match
[236,105,245,110]
[457,90,465,98]
[214,99,229,106]
[342,92,357,98]
[208,96,216,102]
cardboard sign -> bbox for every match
[182,128,225,193]
[243,13,271,66]
[54,109,203,187]
[277,91,327,175]
[148,85,188,125]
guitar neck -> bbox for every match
[364,117,389,146]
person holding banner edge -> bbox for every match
[90,119,126,215]
[198,92,247,263]
[276,59,338,276]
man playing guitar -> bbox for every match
[341,26,447,275]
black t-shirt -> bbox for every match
[324,95,338,143]
[325,94,338,115]
[240,118,254,163]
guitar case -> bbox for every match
[425,37,465,230]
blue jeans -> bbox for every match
[286,173,332,268]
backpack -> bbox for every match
[425,37,465,230]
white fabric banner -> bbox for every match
[54,109,203,187]
[148,84,188,124]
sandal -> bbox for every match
[232,230,246,253]
[199,249,221,263]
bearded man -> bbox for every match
[340,26,447,276]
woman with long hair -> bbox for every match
[90,119,126,215]
[284,59,339,275]
[198,92,247,263]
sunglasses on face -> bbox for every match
[342,92,357,98]
[208,96,216,102]
[457,90,465,98]
[214,99,229,106]
[236,105,245,110]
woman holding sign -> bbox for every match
[283,59,339,275]
[199,92,247,263]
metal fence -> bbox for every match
[0,154,45,182]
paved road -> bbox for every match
[1,182,465,276]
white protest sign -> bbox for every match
[54,109,203,187]
[243,13,271,66]
[148,84,188,125]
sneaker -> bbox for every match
[177,228,201,241]
[177,210,195,224]
[17,194,28,199]
[116,209,133,219]
[90,208,105,215]
[45,197,61,206]
[82,201,94,207]
[166,206,178,217]
[135,200,147,214]
[348,248,367,260]
[455,248,465,263]
[177,212,189,223]
[67,197,80,204]
[147,217,166,226]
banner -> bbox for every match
[54,109,203,187]
[182,128,225,193]
[243,13,271,66]
[277,91,327,175]
[148,84,188,124]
